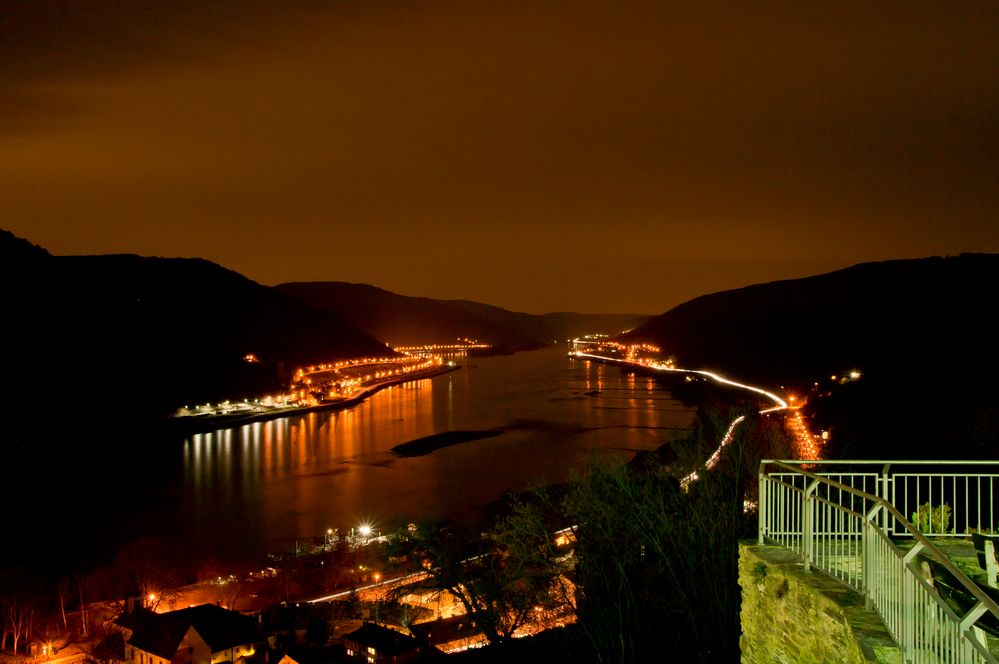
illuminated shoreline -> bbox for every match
[169,363,460,434]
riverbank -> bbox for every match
[169,363,461,434]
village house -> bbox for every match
[341,622,428,663]
[116,604,261,664]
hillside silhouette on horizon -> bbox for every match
[1,229,646,438]
[622,253,999,457]
[0,228,392,435]
[275,280,649,351]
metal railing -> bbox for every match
[759,460,999,663]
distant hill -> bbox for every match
[621,254,999,457]
[274,281,650,350]
[0,228,49,261]
[0,229,391,434]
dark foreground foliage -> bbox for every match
[396,406,791,663]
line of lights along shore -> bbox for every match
[176,341,490,417]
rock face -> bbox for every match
[739,543,901,664]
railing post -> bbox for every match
[803,479,818,571]
[900,543,924,662]
[960,602,989,656]
[863,503,882,611]
[881,463,891,535]
[758,468,767,545]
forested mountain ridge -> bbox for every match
[275,281,649,350]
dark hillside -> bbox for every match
[623,254,998,385]
[621,254,999,457]
[0,231,391,436]
[274,281,649,349]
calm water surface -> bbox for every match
[176,347,692,561]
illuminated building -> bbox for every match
[116,605,260,664]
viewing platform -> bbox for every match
[751,460,999,663]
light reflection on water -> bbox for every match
[178,347,692,561]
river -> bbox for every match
[13,347,692,574]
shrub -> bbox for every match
[911,502,952,534]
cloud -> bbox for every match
[1,1,997,312]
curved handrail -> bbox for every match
[764,459,999,624]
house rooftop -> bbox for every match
[120,609,191,660]
[118,604,260,660]
[342,622,421,657]
[166,604,260,653]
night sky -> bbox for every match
[2,2,997,314]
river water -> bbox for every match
[18,348,692,573]
[177,347,692,563]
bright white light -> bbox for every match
[358,524,373,537]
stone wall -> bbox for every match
[739,543,902,664]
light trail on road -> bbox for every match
[570,348,789,487]
[307,570,429,604]
[571,351,787,409]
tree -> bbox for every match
[554,455,745,664]
[388,514,569,645]
[489,492,577,633]
[558,400,798,664]
[262,569,301,604]
[0,567,42,655]
[75,572,96,638]
[215,577,245,611]
[384,405,791,662]
[57,578,70,633]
